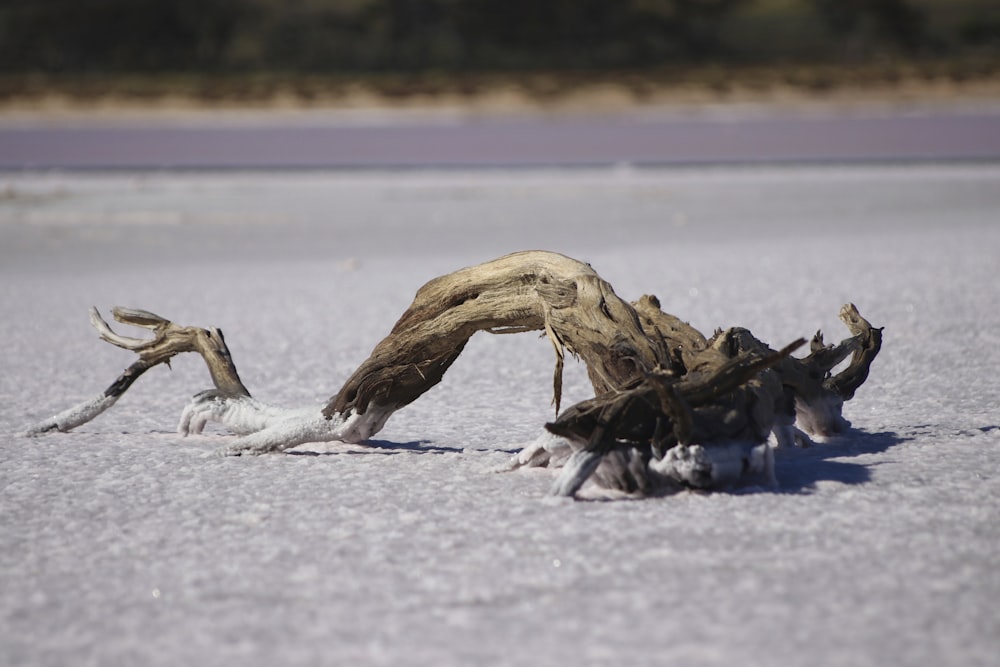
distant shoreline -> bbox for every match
[3,63,999,119]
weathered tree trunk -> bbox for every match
[325,251,662,421]
[22,251,882,498]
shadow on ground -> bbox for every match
[772,429,910,492]
[287,439,462,456]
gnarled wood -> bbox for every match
[24,250,882,497]
[544,337,805,496]
[23,307,248,436]
[324,251,661,420]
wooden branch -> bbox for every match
[546,338,806,450]
[324,251,662,421]
[825,303,883,400]
[23,307,248,435]
[702,303,883,439]
[93,307,250,397]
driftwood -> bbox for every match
[23,307,249,436]
[23,251,882,497]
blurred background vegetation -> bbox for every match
[1,0,997,105]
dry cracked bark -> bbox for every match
[22,251,882,497]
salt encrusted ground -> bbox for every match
[1,165,998,666]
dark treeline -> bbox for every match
[0,0,997,75]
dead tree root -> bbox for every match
[22,251,882,497]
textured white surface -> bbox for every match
[2,165,999,666]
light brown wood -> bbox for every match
[325,251,661,420]
[23,306,248,435]
[25,250,882,497]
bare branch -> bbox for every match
[23,307,249,435]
